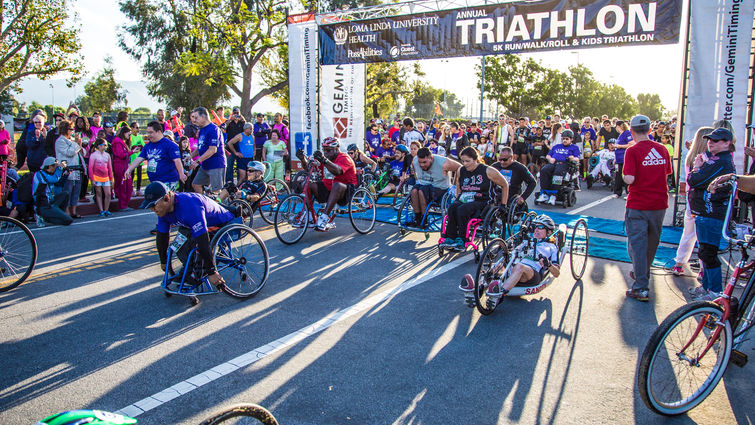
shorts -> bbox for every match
[194,167,225,191]
[513,143,528,155]
[94,180,111,187]
[236,157,253,170]
[389,175,401,186]
[314,181,355,206]
[519,266,543,287]
[414,184,446,204]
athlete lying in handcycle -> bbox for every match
[218,161,267,205]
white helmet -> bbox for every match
[532,214,555,231]
[248,161,266,173]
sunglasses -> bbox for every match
[347,151,355,155]
[535,225,547,230]
[499,156,512,162]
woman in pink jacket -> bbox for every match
[88,138,114,216]
[111,125,134,210]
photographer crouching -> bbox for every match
[32,157,78,226]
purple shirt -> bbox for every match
[157,192,235,237]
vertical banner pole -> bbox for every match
[479,56,485,123]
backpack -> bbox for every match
[16,172,34,205]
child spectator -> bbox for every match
[88,138,114,216]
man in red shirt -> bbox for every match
[622,114,673,301]
[296,137,357,231]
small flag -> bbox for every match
[434,103,443,116]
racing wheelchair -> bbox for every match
[468,214,589,315]
[534,159,581,208]
[397,185,455,240]
[586,156,614,189]
[162,213,270,306]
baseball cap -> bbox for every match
[140,181,170,209]
[629,115,651,128]
[232,107,240,113]
[256,113,264,118]
[704,127,734,141]
[42,157,57,168]
[545,116,552,120]
[104,121,115,128]
[163,130,174,140]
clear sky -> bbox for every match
[22,0,684,115]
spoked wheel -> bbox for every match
[211,224,269,298]
[0,217,38,292]
[349,187,376,234]
[506,201,529,239]
[230,199,254,228]
[474,238,510,315]
[569,218,589,280]
[291,171,308,194]
[481,206,506,250]
[440,190,454,213]
[392,180,410,211]
[260,179,290,225]
[273,195,309,245]
[361,171,377,192]
[261,161,273,181]
[199,403,279,425]
[396,196,416,230]
[637,302,732,416]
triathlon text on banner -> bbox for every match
[319,0,683,65]
[681,0,755,176]
[320,64,365,151]
[288,13,319,157]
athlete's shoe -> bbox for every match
[626,288,649,302]
[688,285,707,296]
[671,265,684,276]
[547,195,557,205]
[486,280,508,297]
[536,193,548,203]
[692,289,721,302]
[439,238,457,249]
[315,213,329,230]
[459,274,475,292]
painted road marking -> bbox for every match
[2,212,153,236]
[115,256,472,418]
[567,194,615,216]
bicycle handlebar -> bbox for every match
[719,176,753,248]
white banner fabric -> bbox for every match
[682,0,754,176]
[319,64,365,152]
[288,13,319,157]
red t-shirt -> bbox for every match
[388,126,400,140]
[320,152,357,190]
[623,139,672,210]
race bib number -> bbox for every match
[534,145,542,151]
[170,233,187,252]
[517,136,525,144]
[459,192,475,203]
[323,167,334,180]
[552,175,564,185]
[147,158,157,173]
[499,169,512,184]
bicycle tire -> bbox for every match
[638,301,732,416]
[481,206,506,250]
[349,187,376,234]
[260,179,290,225]
[291,170,308,194]
[474,238,509,315]
[396,196,414,229]
[274,194,308,245]
[229,199,254,228]
[261,161,273,181]
[569,218,589,280]
[392,180,409,211]
[0,216,38,292]
[198,403,278,425]
[211,224,269,298]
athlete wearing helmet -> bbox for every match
[347,143,377,174]
[218,160,267,204]
[295,137,358,231]
[36,410,136,425]
[460,213,560,297]
[376,143,413,197]
[535,129,581,205]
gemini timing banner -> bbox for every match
[319,0,683,65]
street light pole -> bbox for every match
[479,56,485,123]
[49,83,54,123]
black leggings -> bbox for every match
[613,163,626,196]
[539,162,569,192]
[444,200,487,241]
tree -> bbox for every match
[133,107,151,114]
[636,93,665,121]
[595,84,637,120]
[405,83,464,119]
[365,62,419,119]
[0,0,82,94]
[259,45,289,109]
[75,57,128,115]
[564,64,601,119]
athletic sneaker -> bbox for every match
[626,288,649,302]
[458,274,475,292]
[454,238,466,250]
[671,265,684,276]
[104,211,113,217]
[486,280,508,297]
[315,213,329,230]
[439,238,457,249]
[35,214,45,227]
[536,193,548,203]
[693,290,721,302]
[688,285,707,296]
[547,195,556,205]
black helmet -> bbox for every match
[347,143,358,152]
[561,129,574,139]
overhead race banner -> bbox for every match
[288,13,319,157]
[682,0,754,175]
[319,0,683,64]
[320,64,365,151]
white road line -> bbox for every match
[567,194,615,216]
[3,212,153,235]
[115,256,472,418]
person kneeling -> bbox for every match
[32,157,73,226]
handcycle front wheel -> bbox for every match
[211,223,269,298]
[481,205,506,250]
[0,216,38,292]
[474,238,510,315]
[259,179,290,225]
[274,194,309,245]
[199,403,278,425]
[569,218,589,280]
[637,301,732,416]
[229,199,254,228]
[349,187,376,234]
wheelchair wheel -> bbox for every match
[261,161,273,181]
[211,224,269,298]
[0,216,37,292]
[291,170,308,194]
[230,199,254,228]
[396,196,415,229]
[481,206,506,249]
[349,187,376,234]
[392,180,410,211]
[569,218,589,280]
[260,179,290,225]
[274,195,309,245]
[474,238,510,315]
[440,190,454,213]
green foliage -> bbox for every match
[0,90,24,115]
[75,57,128,115]
[636,93,666,121]
[133,107,151,114]
[405,83,463,118]
[0,0,82,94]
[259,44,289,109]
[365,62,420,119]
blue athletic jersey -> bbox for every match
[157,192,234,237]
[548,144,581,162]
[138,138,181,183]
[197,123,226,170]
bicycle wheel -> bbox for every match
[392,180,410,211]
[262,161,273,181]
[199,403,278,425]
[506,202,528,239]
[229,199,254,228]
[291,170,308,194]
[349,187,376,234]
[0,217,38,292]
[481,206,505,249]
[638,301,732,416]
[260,179,290,225]
[211,224,269,298]
[274,194,309,245]
[474,238,510,315]
[396,196,415,229]
[569,218,589,280]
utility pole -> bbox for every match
[479,56,485,124]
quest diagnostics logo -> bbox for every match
[334,27,348,45]
[389,46,401,58]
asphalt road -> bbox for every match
[0,187,752,425]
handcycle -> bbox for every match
[0,216,38,292]
[470,214,589,314]
[637,177,755,416]
[273,155,376,245]
[437,199,530,262]
[162,215,269,306]
[223,179,290,228]
[35,403,279,424]
[396,185,455,240]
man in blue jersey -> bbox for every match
[189,107,226,194]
